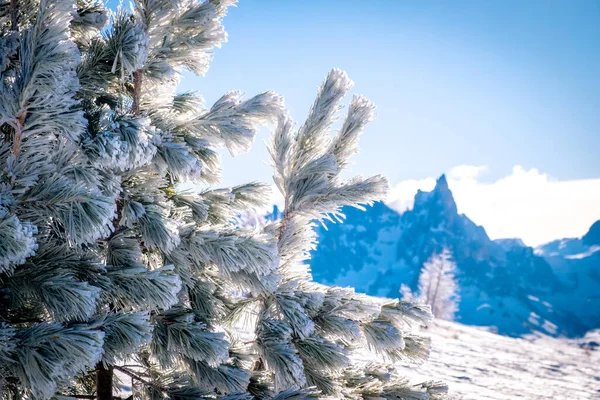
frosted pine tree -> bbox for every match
[401,249,460,321]
[0,0,115,398]
[0,0,446,399]
[240,68,447,399]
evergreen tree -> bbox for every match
[401,249,460,321]
[0,0,447,399]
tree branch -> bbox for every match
[277,195,291,244]
[114,366,167,393]
[9,0,18,31]
[12,112,25,161]
[131,70,143,115]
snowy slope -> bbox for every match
[115,319,599,400]
[396,320,600,400]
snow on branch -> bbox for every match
[179,91,284,156]
[12,323,104,399]
[99,312,153,366]
[255,317,306,391]
[104,264,181,311]
[152,308,230,368]
[0,208,37,273]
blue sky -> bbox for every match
[106,0,600,243]
[185,0,600,244]
[186,0,600,188]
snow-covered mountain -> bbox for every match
[310,175,600,337]
[534,221,600,335]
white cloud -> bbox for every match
[386,165,600,247]
[268,186,285,209]
[448,165,488,181]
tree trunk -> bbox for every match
[96,364,113,400]
[429,266,443,317]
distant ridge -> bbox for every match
[309,175,600,337]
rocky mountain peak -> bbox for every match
[413,174,458,217]
[583,220,600,246]
[494,238,527,251]
[436,173,450,190]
